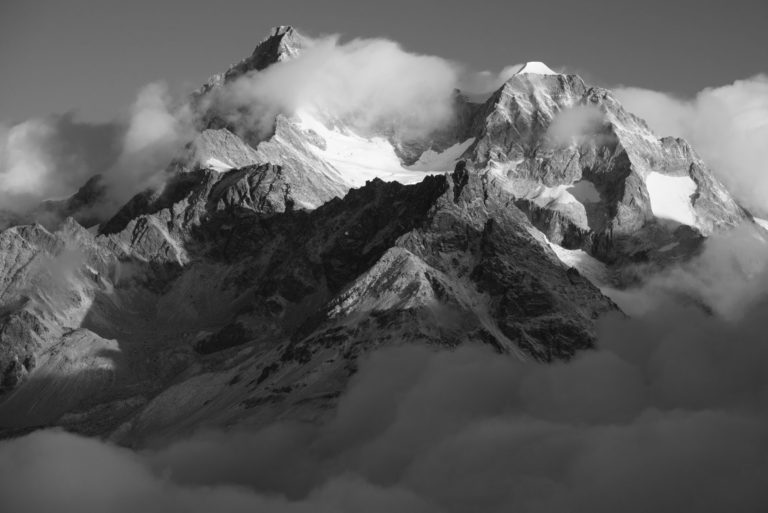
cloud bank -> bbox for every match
[546,104,606,145]
[615,75,768,216]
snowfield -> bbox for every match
[645,171,698,227]
[516,61,558,75]
[406,138,475,171]
[296,110,471,188]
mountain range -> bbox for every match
[0,25,759,442]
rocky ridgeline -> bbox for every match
[0,26,755,440]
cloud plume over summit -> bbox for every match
[204,33,461,139]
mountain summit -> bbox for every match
[194,25,307,99]
[515,61,558,75]
[0,26,758,441]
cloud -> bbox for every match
[205,35,460,141]
[546,104,606,145]
[0,429,437,513]
[614,75,768,215]
[146,298,768,513]
[0,82,192,225]
[607,223,768,320]
[456,63,526,96]
[98,82,193,213]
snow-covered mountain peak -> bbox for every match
[516,61,558,75]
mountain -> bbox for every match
[0,26,755,441]
[466,69,748,277]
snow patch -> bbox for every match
[295,110,440,188]
[516,61,558,76]
[531,185,579,208]
[645,172,698,227]
[407,138,475,171]
[204,157,235,172]
[547,241,610,286]
[754,217,768,231]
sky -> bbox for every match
[1,0,766,123]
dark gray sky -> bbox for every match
[1,0,766,123]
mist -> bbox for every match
[546,104,606,145]
[97,82,194,214]
[0,82,191,226]
[614,75,768,216]
[608,223,768,319]
[0,114,122,212]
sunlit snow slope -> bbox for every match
[645,172,698,227]
[295,110,473,187]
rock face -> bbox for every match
[0,220,113,396]
[0,27,755,441]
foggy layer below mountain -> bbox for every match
[2,291,767,513]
